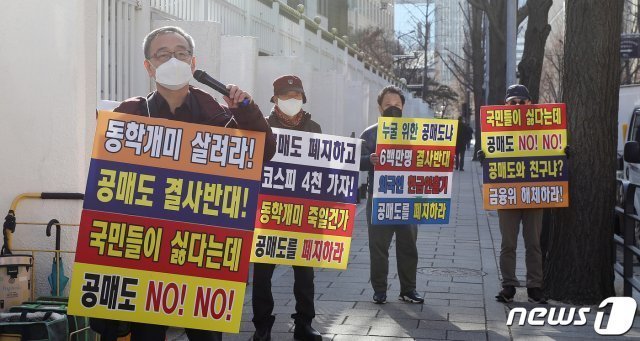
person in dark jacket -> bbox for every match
[252,75,322,341]
[477,84,552,304]
[109,25,276,341]
[359,86,424,305]
[455,116,473,171]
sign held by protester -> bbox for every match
[372,117,457,225]
[480,103,569,210]
[68,111,265,333]
[250,128,361,269]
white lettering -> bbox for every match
[506,307,527,326]
[528,307,548,326]
[594,297,637,336]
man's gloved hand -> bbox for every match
[476,150,486,163]
[564,145,571,159]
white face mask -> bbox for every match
[277,98,303,116]
[151,57,192,90]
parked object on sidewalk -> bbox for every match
[45,219,68,297]
[2,192,83,310]
[0,311,67,341]
[0,255,33,313]
[619,108,640,260]
[10,299,95,341]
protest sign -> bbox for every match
[480,103,569,209]
[250,129,360,269]
[68,111,265,332]
[372,118,457,225]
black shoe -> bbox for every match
[495,286,515,303]
[399,290,424,304]
[527,287,548,304]
[293,323,322,341]
[252,328,271,341]
[373,291,387,304]
[252,315,275,341]
[460,168,464,171]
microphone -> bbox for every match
[193,69,250,107]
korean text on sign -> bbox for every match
[251,129,361,270]
[69,111,265,333]
[480,103,569,210]
[372,117,457,225]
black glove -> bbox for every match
[564,145,570,159]
[476,150,486,163]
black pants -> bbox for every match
[252,262,315,330]
[455,148,466,170]
[366,197,418,293]
[129,324,222,341]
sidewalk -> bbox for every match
[172,154,640,340]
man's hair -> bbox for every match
[377,86,406,106]
[142,26,195,59]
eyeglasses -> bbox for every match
[151,49,193,63]
[508,99,527,105]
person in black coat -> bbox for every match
[252,75,322,341]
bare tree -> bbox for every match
[393,1,464,112]
[353,27,397,70]
[517,0,552,103]
[545,0,623,303]
[539,37,564,103]
[435,1,490,157]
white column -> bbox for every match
[506,0,517,86]
[133,0,152,95]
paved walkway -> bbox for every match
[171,154,640,340]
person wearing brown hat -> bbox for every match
[251,75,322,341]
[264,75,321,133]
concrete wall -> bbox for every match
[0,0,98,296]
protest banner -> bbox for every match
[372,117,457,225]
[68,111,265,332]
[249,128,360,269]
[480,103,569,210]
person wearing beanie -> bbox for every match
[479,84,551,304]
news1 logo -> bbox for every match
[506,297,637,336]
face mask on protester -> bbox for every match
[382,106,403,117]
[277,98,303,116]
[151,57,193,90]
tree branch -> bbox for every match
[517,2,529,26]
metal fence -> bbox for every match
[613,180,640,296]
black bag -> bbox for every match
[10,301,95,341]
[0,311,67,341]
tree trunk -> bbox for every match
[517,0,552,103]
[488,0,506,105]
[471,4,485,159]
[545,0,623,304]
